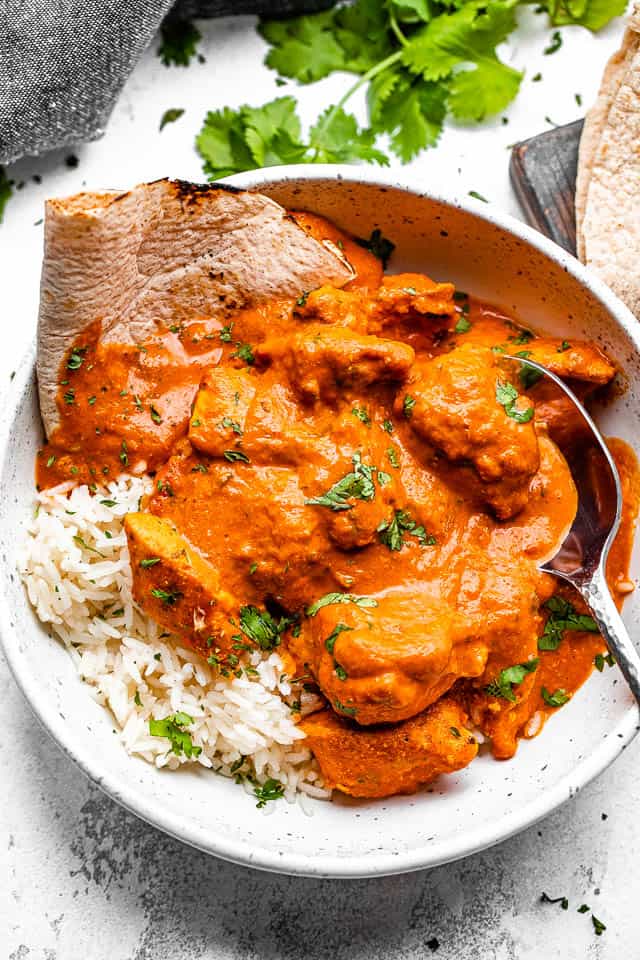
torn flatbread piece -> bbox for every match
[576,3,640,316]
[37,179,354,438]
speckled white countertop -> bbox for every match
[2,11,639,958]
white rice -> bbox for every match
[18,476,330,806]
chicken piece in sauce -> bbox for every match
[301,698,477,798]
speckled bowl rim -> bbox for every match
[1,164,639,878]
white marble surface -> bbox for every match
[2,10,639,958]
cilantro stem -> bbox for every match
[388,10,409,47]
[310,50,403,161]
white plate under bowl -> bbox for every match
[1,166,639,878]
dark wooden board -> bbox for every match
[509,119,583,256]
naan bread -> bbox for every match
[37,179,354,438]
[576,4,640,316]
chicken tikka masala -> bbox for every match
[34,181,638,800]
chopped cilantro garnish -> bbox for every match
[231,342,255,365]
[150,405,163,424]
[518,363,543,390]
[377,509,435,551]
[63,389,75,405]
[403,395,416,418]
[468,190,488,203]
[150,587,183,606]
[67,347,86,370]
[382,419,394,434]
[46,455,56,468]
[538,596,598,651]
[352,406,371,425]
[158,18,202,67]
[221,416,243,435]
[307,592,377,617]
[219,323,234,342]
[325,622,353,655]
[455,316,472,334]
[558,339,571,352]
[239,604,291,651]
[592,915,606,936]
[544,30,562,55]
[355,229,395,268]
[305,452,376,511]
[149,712,202,758]
[485,659,538,702]
[594,651,615,671]
[140,557,161,568]
[224,450,250,463]
[134,691,142,707]
[541,686,570,707]
[159,107,185,131]
[387,446,400,469]
[541,891,569,910]
[495,380,534,423]
[100,499,117,507]
[334,698,357,717]
[72,535,105,558]
[253,777,284,808]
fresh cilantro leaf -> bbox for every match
[495,380,534,423]
[518,363,543,390]
[160,108,185,131]
[369,68,447,160]
[149,712,202,757]
[378,509,435,551]
[0,166,12,224]
[591,915,606,936]
[455,316,472,334]
[140,557,161,568]
[309,107,389,165]
[403,395,416,418]
[306,592,378,617]
[541,891,569,909]
[382,419,394,434]
[158,18,202,67]
[485,659,539,702]
[67,347,86,370]
[594,651,615,671]
[334,698,358,717]
[325,622,353,654]
[259,11,349,83]
[254,777,285,808]
[542,0,625,31]
[239,605,291,650]
[305,452,377,511]
[224,450,250,463]
[468,190,489,202]
[151,587,183,606]
[387,446,400,468]
[541,686,570,707]
[448,56,522,121]
[355,228,396,267]
[538,596,598,651]
[231,342,255,365]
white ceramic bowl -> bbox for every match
[2,166,639,878]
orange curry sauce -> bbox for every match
[37,211,639,799]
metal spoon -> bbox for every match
[505,354,640,705]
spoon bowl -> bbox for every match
[507,354,640,706]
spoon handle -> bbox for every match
[579,569,640,707]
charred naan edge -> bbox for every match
[576,4,640,316]
[37,178,355,438]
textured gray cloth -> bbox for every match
[0,0,332,164]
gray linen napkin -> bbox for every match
[0,0,332,164]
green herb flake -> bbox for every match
[541,686,570,707]
[254,777,284,808]
[334,698,357,717]
[378,509,435,551]
[382,419,394,434]
[150,586,183,605]
[355,229,395,268]
[219,323,234,342]
[159,107,185,131]
[544,30,563,55]
[592,916,606,936]
[305,452,376,511]
[239,604,292,651]
[221,416,243,435]
[100,499,117,507]
[224,449,250,463]
[231,342,255,365]
[387,446,400,469]
[134,691,142,707]
[46,455,56,468]
[119,440,129,467]
[158,18,202,67]
[67,347,86,370]
[539,596,598,651]
[541,892,569,910]
[150,405,163,424]
[485,659,539,702]
[63,389,75,405]
[468,190,488,203]
[148,711,201,758]
[495,380,535,423]
[403,395,416,419]
[558,340,571,352]
[307,592,377,617]
[352,406,371,425]
[140,557,161,568]
[594,651,615,671]
[455,316,472,334]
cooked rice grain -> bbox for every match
[18,476,329,804]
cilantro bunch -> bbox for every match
[195,0,625,180]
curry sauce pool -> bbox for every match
[23,184,639,803]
